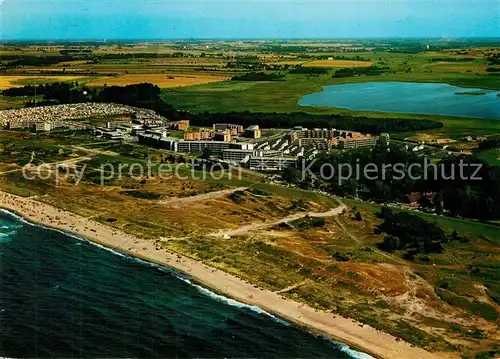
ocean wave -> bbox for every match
[338,343,374,359]
[0,208,372,359]
[175,274,374,358]
[0,231,16,237]
[175,275,291,327]
[0,219,20,242]
[0,209,34,225]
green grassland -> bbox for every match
[0,95,31,109]
[475,148,500,166]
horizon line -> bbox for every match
[2,36,500,42]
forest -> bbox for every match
[333,66,391,78]
[281,144,500,221]
[377,208,448,255]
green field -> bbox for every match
[475,148,500,166]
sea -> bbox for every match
[0,209,372,358]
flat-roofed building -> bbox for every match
[244,125,262,139]
[378,133,391,146]
[138,133,160,147]
[102,131,125,140]
[261,149,283,157]
[293,128,363,140]
[158,137,179,151]
[297,137,330,150]
[238,143,255,150]
[249,156,298,171]
[184,131,214,141]
[336,136,377,150]
[213,123,244,134]
[177,140,232,154]
[222,149,255,162]
[7,120,65,132]
[214,132,232,142]
[170,120,190,131]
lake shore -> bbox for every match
[0,190,449,359]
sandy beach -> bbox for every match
[0,190,445,359]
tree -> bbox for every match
[281,167,299,184]
[382,235,401,252]
[377,212,446,254]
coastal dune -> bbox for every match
[0,191,444,359]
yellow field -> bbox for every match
[269,60,306,65]
[148,58,227,66]
[0,76,85,89]
[303,59,373,68]
[87,73,230,88]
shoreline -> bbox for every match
[0,191,443,359]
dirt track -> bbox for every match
[214,203,348,237]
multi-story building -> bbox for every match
[169,120,190,131]
[293,128,363,140]
[297,137,330,150]
[177,140,232,154]
[378,133,391,146]
[288,127,379,151]
[138,133,179,151]
[249,156,298,171]
[158,137,179,151]
[213,123,244,135]
[138,133,162,147]
[244,125,262,139]
[102,131,126,140]
[222,149,255,162]
[335,136,377,150]
[184,131,214,141]
[6,120,66,132]
[214,132,232,142]
[260,149,283,157]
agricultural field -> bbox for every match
[1,39,499,139]
[0,75,88,89]
[303,59,373,67]
[0,40,498,154]
[87,73,229,88]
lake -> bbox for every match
[298,82,500,119]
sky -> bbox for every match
[1,0,499,40]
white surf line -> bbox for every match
[0,207,374,359]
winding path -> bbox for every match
[214,203,347,237]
